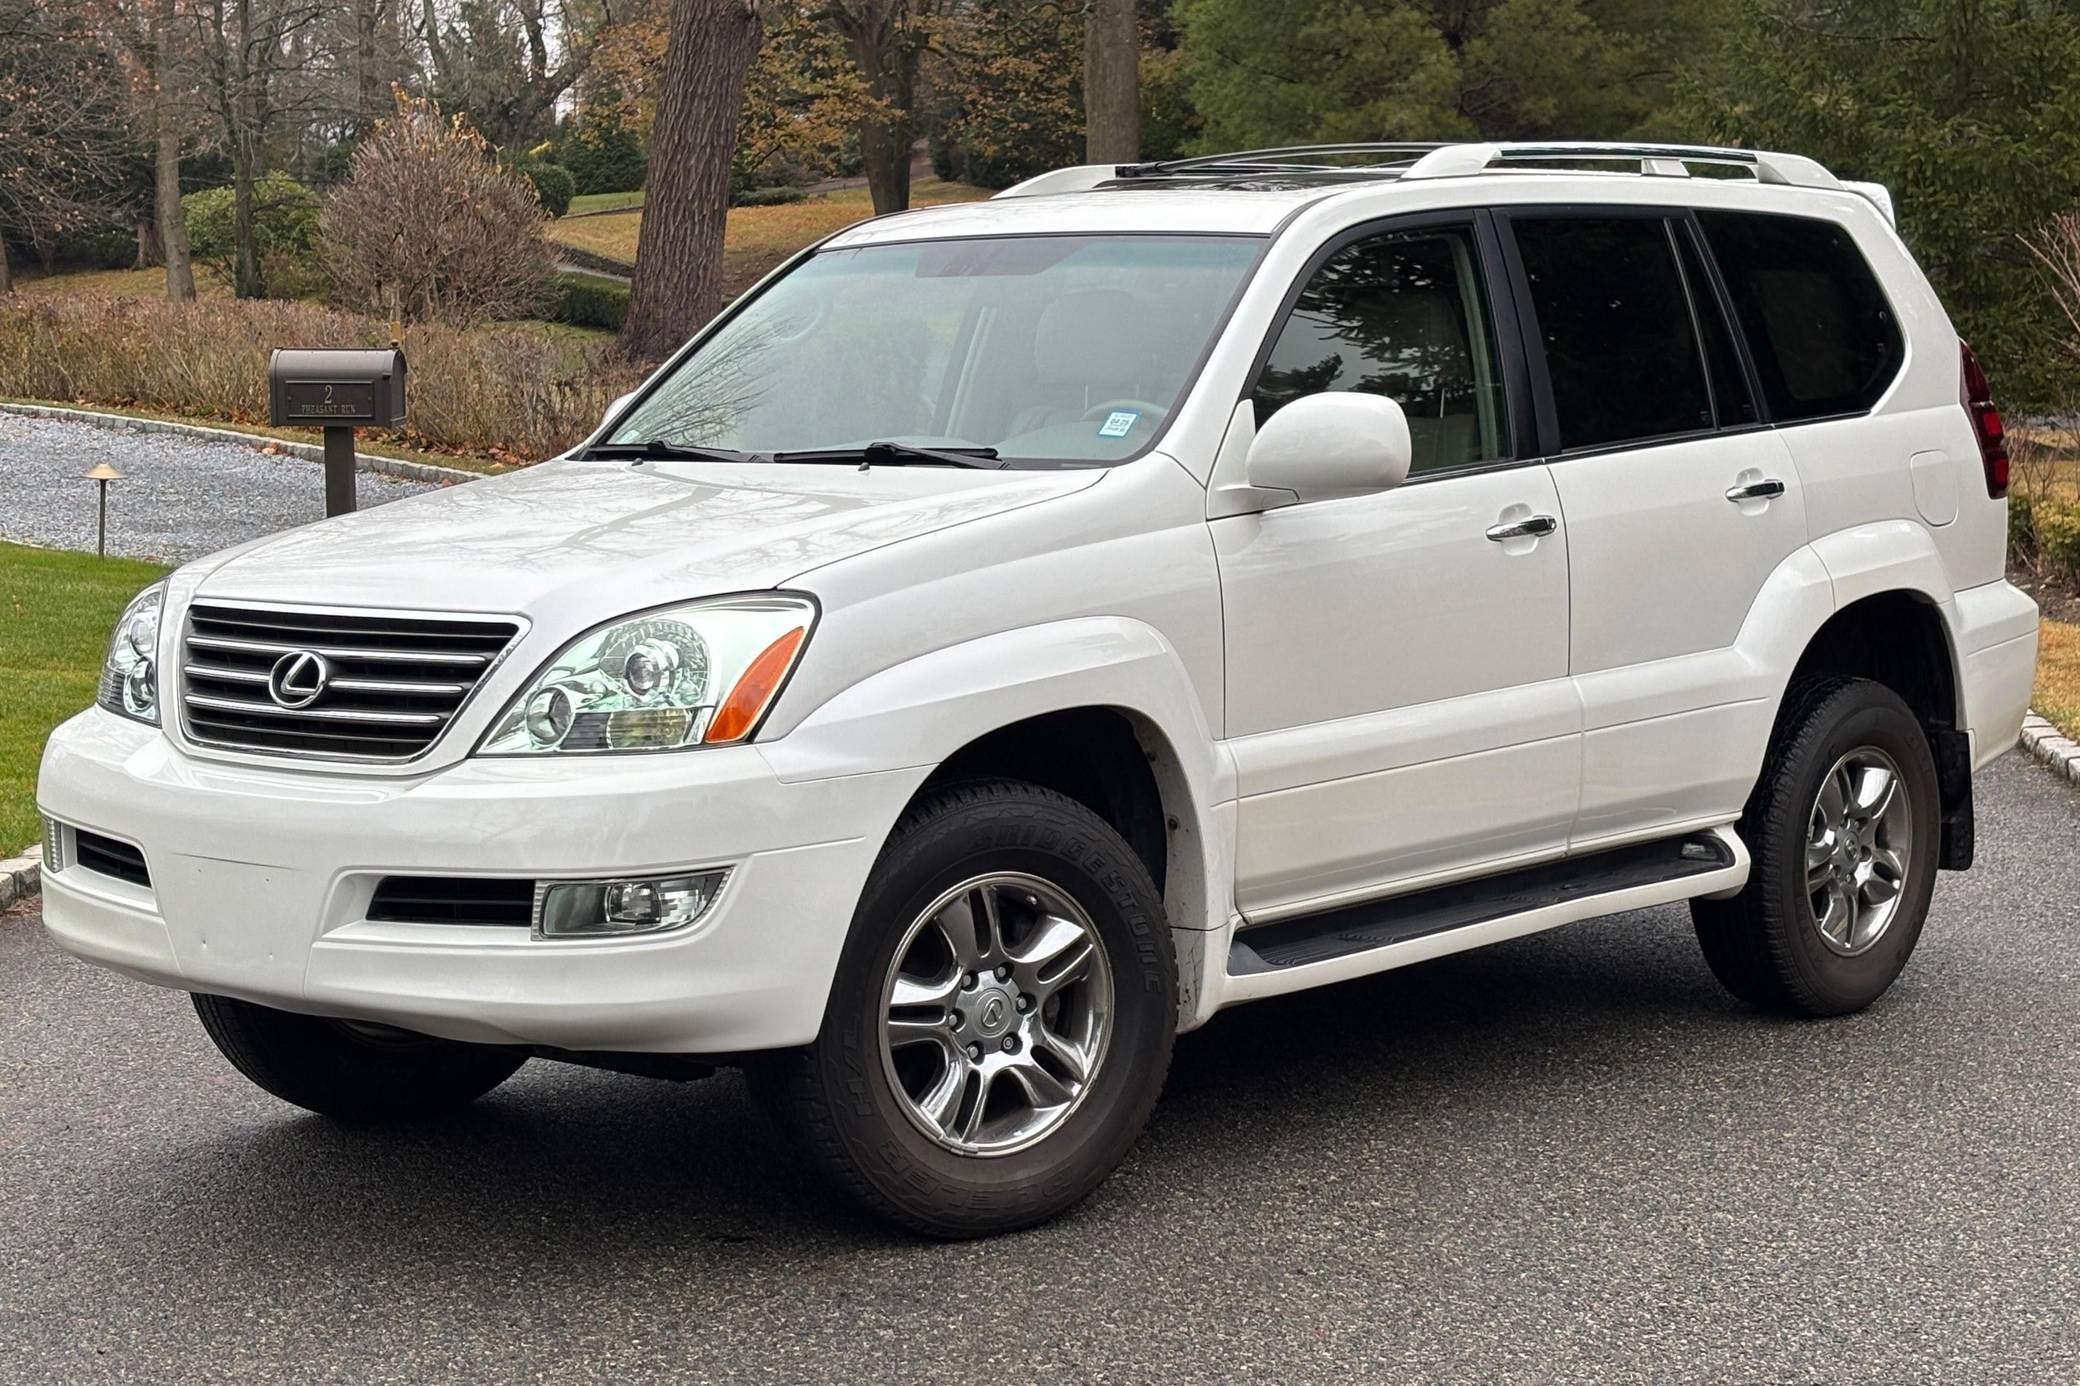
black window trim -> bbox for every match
[1239,208,1539,487]
[1689,204,1908,432]
[1673,211,1771,430]
[1493,203,1752,462]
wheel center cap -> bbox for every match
[972,985,1015,1039]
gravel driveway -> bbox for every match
[0,414,442,564]
[3,751,2078,1383]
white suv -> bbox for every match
[38,141,2040,1236]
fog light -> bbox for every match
[533,869,728,939]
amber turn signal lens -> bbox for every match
[705,626,807,743]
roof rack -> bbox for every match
[992,140,1890,218]
[1112,143,1448,179]
[1398,141,1844,190]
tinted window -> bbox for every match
[1512,216,1712,450]
[1253,226,1510,474]
[1676,223,1756,427]
[1698,210,1902,421]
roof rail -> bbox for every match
[1400,141,1845,191]
[993,144,1447,199]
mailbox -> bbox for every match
[268,348,406,428]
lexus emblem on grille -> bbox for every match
[266,650,332,709]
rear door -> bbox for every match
[1496,209,1808,850]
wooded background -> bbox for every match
[5,0,2080,413]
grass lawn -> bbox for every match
[2032,617,2080,740]
[0,542,171,854]
[16,266,232,300]
[548,177,990,292]
[568,191,645,215]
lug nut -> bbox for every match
[961,972,978,990]
[1001,1036,1019,1053]
[966,1043,983,1061]
[995,965,1012,982]
[1015,995,1031,1013]
[949,1010,965,1029]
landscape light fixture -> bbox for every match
[81,461,125,556]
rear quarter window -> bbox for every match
[1697,210,1903,422]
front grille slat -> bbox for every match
[181,603,519,762]
[188,634,495,666]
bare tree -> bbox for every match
[419,0,603,148]
[1082,0,1136,164]
[619,0,760,359]
[188,0,342,297]
[821,0,935,214]
[0,0,129,292]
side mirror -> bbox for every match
[1244,392,1412,504]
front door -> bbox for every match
[1214,218,1579,920]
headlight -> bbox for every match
[478,595,815,755]
[97,583,165,726]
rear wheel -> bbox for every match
[1692,677,1941,1016]
[192,994,526,1121]
[754,778,1175,1238]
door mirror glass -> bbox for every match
[1245,391,1412,503]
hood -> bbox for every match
[192,458,1104,614]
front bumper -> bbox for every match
[36,709,928,1053]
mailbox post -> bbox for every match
[266,348,407,517]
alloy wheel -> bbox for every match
[878,872,1114,1156]
[1805,745,1913,958]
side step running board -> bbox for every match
[1222,829,1748,1005]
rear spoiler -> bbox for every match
[1843,180,1896,225]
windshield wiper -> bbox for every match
[579,439,767,463]
[771,441,1005,470]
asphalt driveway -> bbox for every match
[3,751,2077,1384]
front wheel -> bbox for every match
[754,779,1176,1238]
[1692,677,1941,1017]
[192,994,527,1121]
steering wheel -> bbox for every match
[1079,399,1169,427]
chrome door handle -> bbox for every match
[1725,478,1786,502]
[1485,514,1557,542]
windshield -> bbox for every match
[608,234,1263,465]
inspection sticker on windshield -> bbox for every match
[1097,410,1140,439]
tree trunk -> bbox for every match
[231,155,263,297]
[619,0,761,361]
[0,238,12,295]
[836,8,916,214]
[152,0,197,301]
[156,119,196,299]
[1084,0,1141,165]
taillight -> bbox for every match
[1961,340,2009,498]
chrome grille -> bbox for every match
[180,603,521,761]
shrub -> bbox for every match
[0,295,644,462]
[180,174,320,291]
[323,93,554,326]
[519,160,577,218]
[559,120,647,196]
[732,185,806,207]
[554,272,629,331]
[2032,496,2080,589]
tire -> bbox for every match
[1692,677,1941,1017]
[192,994,527,1121]
[753,778,1177,1239]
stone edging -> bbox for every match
[0,845,39,913]
[0,402,483,486]
[2019,713,2080,785]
